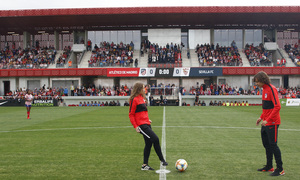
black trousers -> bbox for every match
[138,124,165,165]
[261,125,283,170]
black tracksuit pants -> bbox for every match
[261,125,283,170]
[138,124,165,165]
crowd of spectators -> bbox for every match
[284,43,300,67]
[180,83,256,96]
[69,84,132,97]
[88,41,135,67]
[180,83,300,99]
[3,86,62,102]
[244,43,272,66]
[56,46,72,67]
[145,40,182,65]
[278,86,300,99]
[77,100,121,107]
[191,99,250,107]
[0,46,56,69]
[196,42,242,67]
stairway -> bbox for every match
[240,51,251,67]
[48,50,62,68]
[278,49,296,67]
[78,51,92,68]
[189,50,198,67]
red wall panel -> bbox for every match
[0,68,106,77]
[222,67,300,75]
[1,6,299,17]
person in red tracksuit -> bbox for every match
[254,71,285,176]
[129,82,168,171]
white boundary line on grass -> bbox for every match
[1,125,300,133]
[157,106,170,180]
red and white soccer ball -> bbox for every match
[175,159,188,172]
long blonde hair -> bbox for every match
[129,82,146,102]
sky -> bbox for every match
[1,0,300,10]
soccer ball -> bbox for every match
[175,159,188,172]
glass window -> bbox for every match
[95,31,103,46]
[254,30,262,46]
[235,30,243,49]
[110,31,118,44]
[132,30,141,50]
[245,30,254,47]
[102,31,110,43]
[117,31,125,44]
[214,30,221,47]
[221,30,229,47]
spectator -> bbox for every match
[134,58,138,67]
[64,87,68,96]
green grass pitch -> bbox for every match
[0,105,299,180]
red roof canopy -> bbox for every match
[0,6,299,34]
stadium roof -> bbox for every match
[0,6,299,35]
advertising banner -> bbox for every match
[286,99,300,106]
[173,67,190,77]
[139,68,156,77]
[155,68,174,77]
[107,68,140,77]
[189,67,223,77]
[32,99,58,107]
[0,99,24,106]
[0,99,58,107]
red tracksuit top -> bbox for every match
[260,84,281,126]
[129,95,150,128]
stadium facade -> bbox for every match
[0,6,299,102]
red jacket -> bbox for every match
[260,84,281,126]
[129,95,150,128]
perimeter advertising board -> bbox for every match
[155,68,174,77]
[139,68,156,77]
[0,99,58,106]
[286,99,300,106]
[189,67,223,77]
[107,68,140,77]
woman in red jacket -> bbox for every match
[129,82,168,171]
[254,71,285,176]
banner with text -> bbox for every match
[139,68,156,77]
[286,99,300,106]
[107,68,140,77]
[0,99,58,106]
[173,67,190,77]
[155,68,174,77]
[32,99,58,107]
[189,67,223,77]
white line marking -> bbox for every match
[158,106,168,180]
[1,125,299,133]
[0,126,133,133]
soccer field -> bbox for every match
[0,106,299,180]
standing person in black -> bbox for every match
[254,71,285,176]
[129,83,168,170]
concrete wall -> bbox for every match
[94,78,114,88]
[289,75,300,88]
[218,76,250,90]
[0,77,16,95]
[182,78,205,89]
[62,96,129,106]
[156,78,180,87]
[181,95,262,106]
[19,77,49,90]
[120,78,147,88]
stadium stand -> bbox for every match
[0,47,56,69]
[88,41,134,67]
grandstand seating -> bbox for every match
[0,47,56,69]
